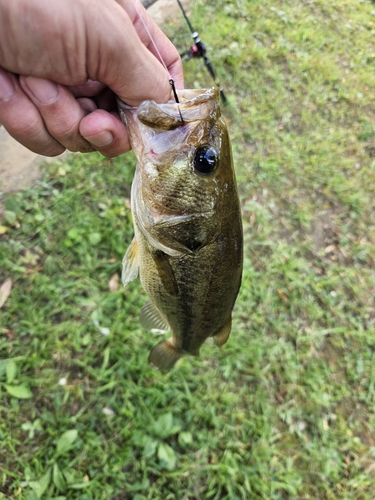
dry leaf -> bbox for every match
[2,328,15,340]
[0,278,12,308]
[365,462,375,474]
[24,265,43,275]
[108,273,119,292]
[277,288,289,302]
[324,244,336,254]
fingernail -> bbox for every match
[0,68,16,101]
[84,131,114,148]
[23,76,58,104]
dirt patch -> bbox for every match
[147,0,187,25]
[0,127,62,194]
[0,0,188,196]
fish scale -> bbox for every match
[118,87,243,370]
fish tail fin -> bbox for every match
[148,339,183,371]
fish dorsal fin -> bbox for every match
[122,237,139,287]
[140,301,169,334]
[213,315,232,347]
[148,339,183,370]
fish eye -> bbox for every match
[193,146,219,175]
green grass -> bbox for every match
[2,0,375,498]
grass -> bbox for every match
[1,0,375,498]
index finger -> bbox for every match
[123,0,184,88]
[98,0,184,103]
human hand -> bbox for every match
[0,0,183,157]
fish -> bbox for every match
[117,87,243,370]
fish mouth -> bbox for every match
[117,87,220,131]
[117,87,222,162]
[117,87,219,109]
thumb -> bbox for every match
[0,0,183,105]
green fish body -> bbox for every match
[118,87,243,370]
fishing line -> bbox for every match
[131,0,184,122]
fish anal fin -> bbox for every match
[213,316,232,347]
[148,339,183,371]
[122,237,139,287]
[140,301,169,334]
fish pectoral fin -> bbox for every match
[122,237,139,287]
[149,213,219,255]
[148,339,183,371]
[140,301,169,334]
[213,316,232,347]
[152,250,179,296]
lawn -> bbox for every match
[1,0,375,498]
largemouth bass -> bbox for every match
[118,87,243,370]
